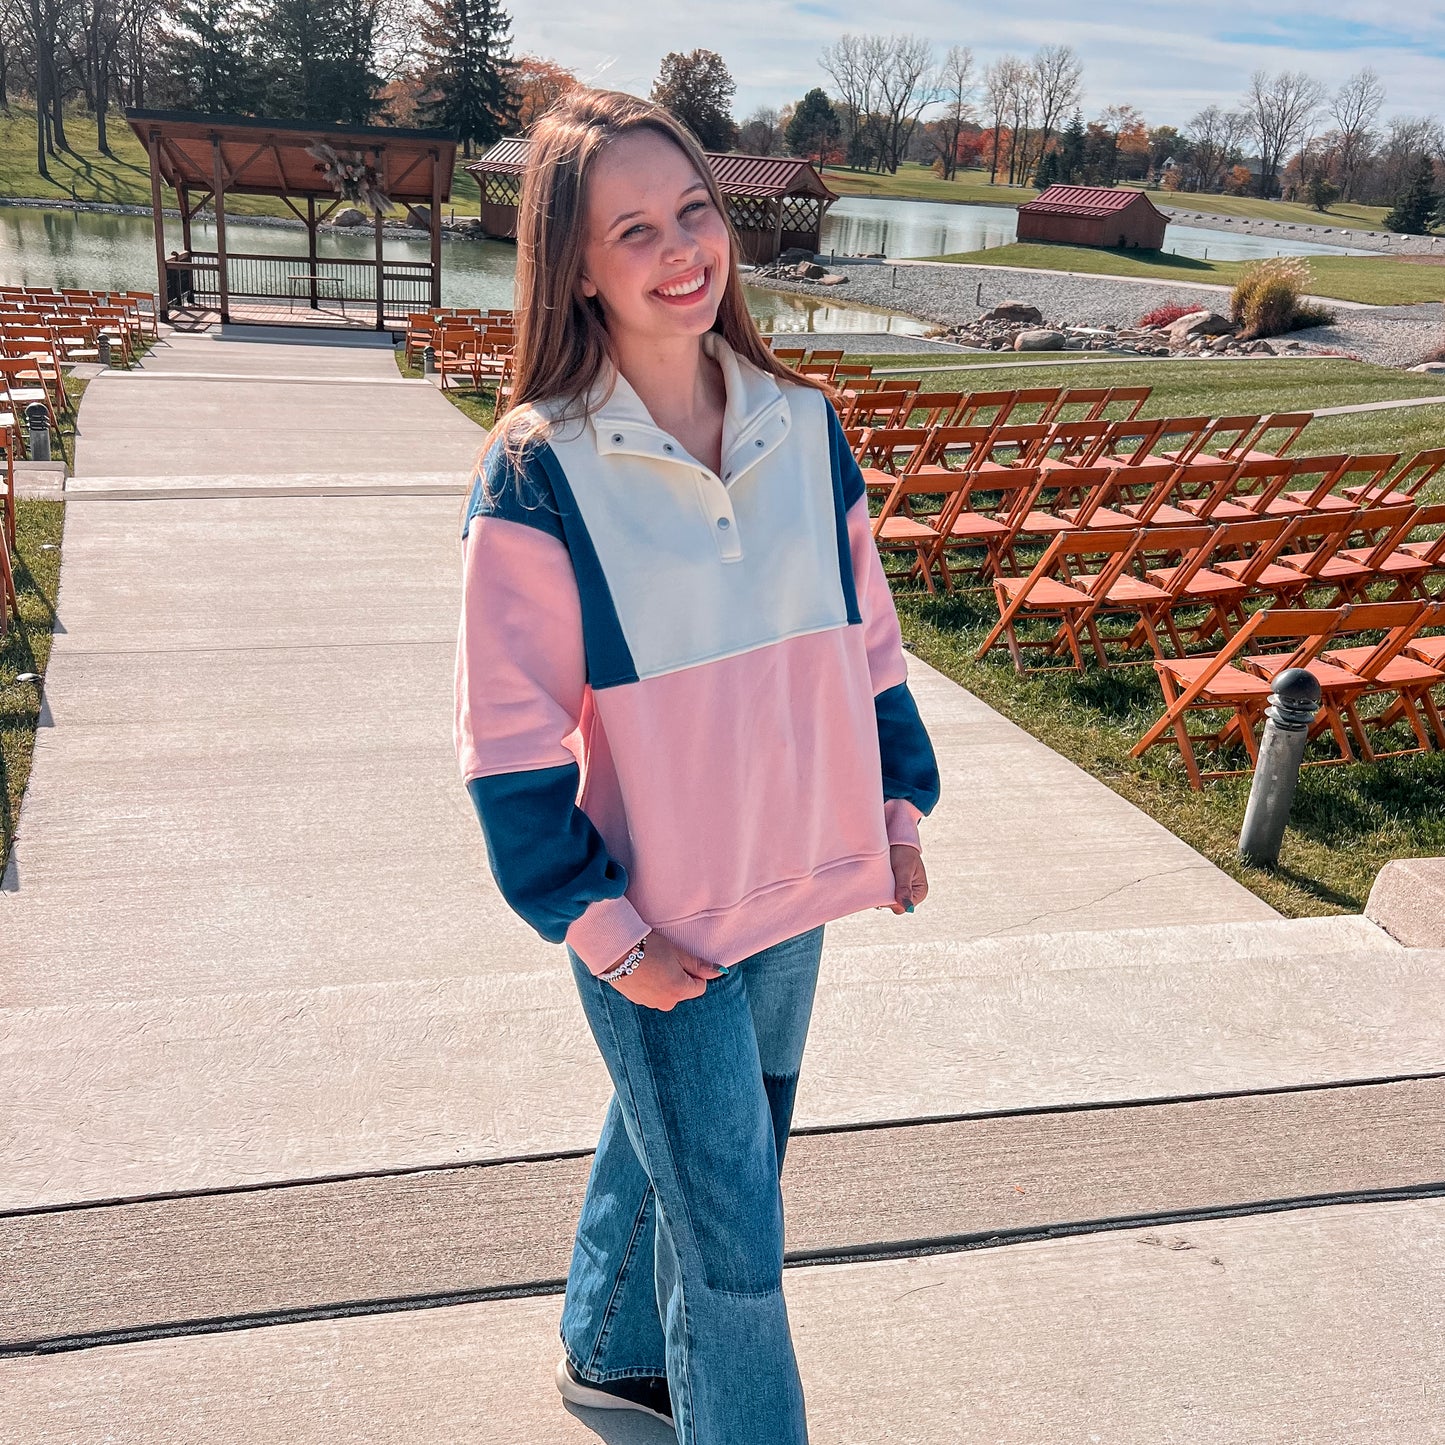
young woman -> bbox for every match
[454,88,941,1444]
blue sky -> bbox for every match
[509,2,1445,130]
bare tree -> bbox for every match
[1374,114,1445,204]
[1024,43,1082,184]
[1329,66,1385,201]
[819,33,879,167]
[930,43,973,179]
[1185,104,1249,191]
[982,54,1023,184]
[1005,57,1036,185]
[1243,68,1326,198]
[737,104,780,156]
[871,34,934,173]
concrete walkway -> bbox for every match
[4,325,1442,1437]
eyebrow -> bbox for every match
[607,179,710,232]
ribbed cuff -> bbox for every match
[565,893,650,976]
[884,797,924,852]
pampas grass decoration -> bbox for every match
[306,142,394,216]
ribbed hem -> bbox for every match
[884,798,924,851]
[566,893,650,975]
[650,852,899,969]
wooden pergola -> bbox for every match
[125,109,458,329]
[466,141,837,265]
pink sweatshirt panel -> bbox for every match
[455,516,586,782]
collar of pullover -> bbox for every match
[587,331,793,484]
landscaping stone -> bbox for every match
[1165,309,1234,344]
[332,207,368,227]
[982,300,1043,324]
[1015,328,1067,351]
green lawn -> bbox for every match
[0,105,485,217]
[825,163,1405,235]
[1,498,65,870]
[394,348,496,429]
[923,241,1445,306]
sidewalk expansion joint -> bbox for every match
[6,1183,1442,1360]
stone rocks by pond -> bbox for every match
[751,259,850,286]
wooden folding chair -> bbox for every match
[954,389,1018,426]
[1034,420,1116,470]
[1238,412,1313,461]
[1220,508,1362,608]
[1099,385,1152,420]
[807,349,845,364]
[1276,503,1420,605]
[853,426,934,499]
[870,468,969,594]
[1159,514,1308,646]
[1347,447,1445,507]
[1160,415,1262,466]
[906,392,966,427]
[916,466,1045,588]
[1260,454,1354,515]
[1355,502,1445,600]
[1179,456,1298,521]
[1038,387,1107,423]
[1130,607,1352,789]
[976,528,1149,674]
[846,387,919,429]
[1113,460,1234,527]
[1317,599,1445,758]
[1004,387,1065,423]
[1096,417,1170,467]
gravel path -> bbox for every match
[749,258,1443,369]
[1158,205,1445,257]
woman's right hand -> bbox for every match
[606,932,725,1011]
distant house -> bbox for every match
[1016,185,1168,250]
[466,140,837,264]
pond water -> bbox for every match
[818,194,1383,261]
[0,204,932,335]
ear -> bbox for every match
[579,272,598,299]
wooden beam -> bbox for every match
[374,185,385,331]
[178,184,192,255]
[223,141,272,191]
[146,130,170,322]
[211,134,230,324]
[307,196,318,312]
[429,147,442,309]
[388,152,427,196]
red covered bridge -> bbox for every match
[1016,185,1168,251]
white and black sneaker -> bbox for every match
[556,1356,674,1426]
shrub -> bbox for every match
[1230,256,1315,339]
[1137,303,1198,329]
[1290,300,1337,331]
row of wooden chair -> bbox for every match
[1130,600,1445,788]
[841,383,1155,431]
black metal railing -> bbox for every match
[177,251,433,316]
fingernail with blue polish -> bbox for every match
[716,964,730,975]
[904,901,915,913]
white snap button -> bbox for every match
[611,433,624,443]
[717,517,730,529]
[754,439,765,448]
[663,443,674,453]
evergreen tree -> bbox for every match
[651,49,738,151]
[1384,154,1439,235]
[784,88,839,163]
[418,0,518,155]
[1058,111,1086,183]
[1032,148,1060,189]
[258,0,384,124]
[154,0,261,114]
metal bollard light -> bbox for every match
[98,334,112,367]
[26,402,51,462]
[422,344,436,376]
[1238,668,1322,868]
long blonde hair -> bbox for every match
[480,88,831,480]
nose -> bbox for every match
[660,212,703,264]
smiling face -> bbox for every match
[577,127,732,350]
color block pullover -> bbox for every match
[454,331,941,976]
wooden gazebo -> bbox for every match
[466,140,837,264]
[126,109,458,329]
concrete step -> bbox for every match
[4,920,1436,1212]
[5,1076,1440,1351]
[4,1197,1441,1443]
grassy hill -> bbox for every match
[823,162,1400,234]
[925,241,1445,306]
[0,105,484,216]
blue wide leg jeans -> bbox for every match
[560,923,826,1445]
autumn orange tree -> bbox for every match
[510,54,580,132]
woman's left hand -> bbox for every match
[885,844,928,914]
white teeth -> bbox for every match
[657,271,706,297]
